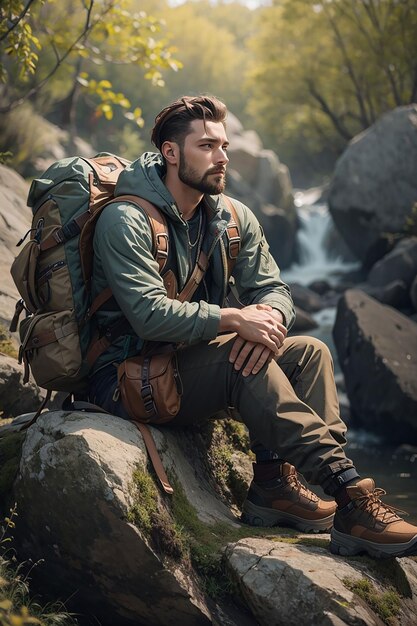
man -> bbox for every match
[89,94,417,558]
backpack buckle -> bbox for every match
[141,383,156,414]
[227,235,240,259]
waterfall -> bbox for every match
[282,191,359,287]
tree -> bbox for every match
[247,0,417,182]
[0,0,181,130]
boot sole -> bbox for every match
[330,528,417,559]
[241,500,334,533]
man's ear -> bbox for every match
[161,141,179,165]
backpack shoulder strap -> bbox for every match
[115,194,169,274]
[222,195,241,278]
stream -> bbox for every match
[281,190,417,521]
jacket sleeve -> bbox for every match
[230,200,296,329]
[94,203,221,344]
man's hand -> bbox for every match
[229,336,276,376]
[219,303,287,358]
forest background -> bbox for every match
[1,0,416,186]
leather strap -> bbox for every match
[176,250,209,303]
[24,319,77,352]
[133,421,174,494]
[223,195,241,278]
[115,194,169,274]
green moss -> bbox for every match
[128,465,186,559]
[170,475,295,598]
[0,325,18,360]
[127,466,159,534]
[275,536,329,549]
[204,421,250,507]
[343,577,401,625]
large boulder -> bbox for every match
[0,165,31,326]
[367,236,417,290]
[225,113,297,268]
[328,105,417,262]
[333,289,417,443]
[11,411,235,626]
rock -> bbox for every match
[225,537,417,625]
[367,237,417,289]
[328,105,417,261]
[225,117,297,268]
[8,409,417,625]
[333,289,417,443]
[0,353,42,418]
[358,279,411,311]
[308,280,332,296]
[0,165,31,326]
[291,307,318,332]
[289,283,324,312]
[12,411,218,626]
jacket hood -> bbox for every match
[114,151,226,222]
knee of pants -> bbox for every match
[289,335,333,367]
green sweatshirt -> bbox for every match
[91,152,295,371]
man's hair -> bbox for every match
[151,95,227,152]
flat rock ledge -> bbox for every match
[225,537,417,626]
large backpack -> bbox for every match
[10,153,241,398]
[9,154,173,395]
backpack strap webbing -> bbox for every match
[222,195,241,278]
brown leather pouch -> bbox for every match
[117,351,182,424]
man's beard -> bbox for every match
[178,150,226,195]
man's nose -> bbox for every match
[216,147,229,164]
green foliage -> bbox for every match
[343,577,401,625]
[0,0,41,84]
[0,0,181,131]
[247,0,417,182]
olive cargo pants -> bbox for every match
[172,333,352,486]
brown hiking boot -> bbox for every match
[330,478,417,558]
[241,462,336,532]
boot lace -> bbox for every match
[354,487,407,524]
[287,472,319,503]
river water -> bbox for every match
[281,191,417,523]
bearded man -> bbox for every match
[89,95,417,559]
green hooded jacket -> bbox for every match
[91,152,295,371]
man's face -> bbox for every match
[177,119,229,195]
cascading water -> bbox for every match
[282,190,359,287]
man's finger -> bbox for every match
[229,335,246,363]
[241,344,266,376]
